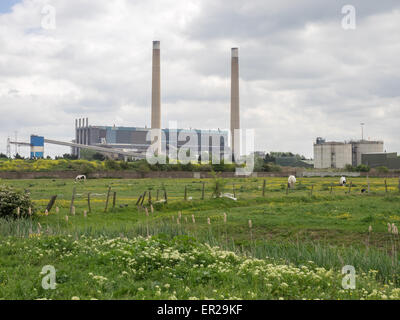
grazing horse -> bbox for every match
[288,175,296,189]
[75,175,86,182]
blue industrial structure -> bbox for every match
[30,135,44,159]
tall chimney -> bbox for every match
[151,40,162,153]
[230,47,240,160]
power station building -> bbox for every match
[313,137,384,169]
[72,120,228,158]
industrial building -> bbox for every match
[313,137,384,169]
[72,121,228,159]
[362,152,400,169]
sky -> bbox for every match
[0,0,399,158]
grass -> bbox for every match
[0,176,400,299]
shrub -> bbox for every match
[105,159,121,171]
[210,171,227,198]
[0,185,35,218]
[376,166,389,174]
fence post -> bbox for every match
[310,185,314,197]
[87,192,91,213]
[156,189,159,201]
[136,194,142,206]
[233,184,236,198]
[104,186,111,212]
[184,186,187,201]
[148,190,152,205]
[385,180,388,194]
[112,192,117,210]
[46,195,57,213]
[367,175,370,193]
[348,182,352,194]
[262,179,266,197]
[201,182,205,200]
[70,187,76,215]
[140,191,147,206]
[164,189,168,203]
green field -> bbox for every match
[0,176,400,300]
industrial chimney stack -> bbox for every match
[230,47,240,160]
[151,40,162,153]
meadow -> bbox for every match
[0,176,400,300]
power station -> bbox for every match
[8,41,241,161]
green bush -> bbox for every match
[0,185,35,218]
[376,166,389,174]
[105,159,121,171]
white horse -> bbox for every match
[288,175,296,189]
[340,176,346,186]
[75,175,86,182]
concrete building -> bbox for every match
[314,140,352,169]
[350,140,384,167]
[313,138,384,169]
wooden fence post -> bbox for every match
[262,179,266,197]
[233,184,236,199]
[70,187,76,215]
[136,195,142,206]
[140,191,147,206]
[367,175,370,193]
[87,192,92,213]
[201,182,205,200]
[46,195,57,213]
[156,189,159,201]
[104,186,111,212]
[310,185,314,197]
[184,186,187,201]
[112,192,117,210]
[385,180,388,194]
[164,189,168,203]
[148,190,152,205]
[348,182,352,194]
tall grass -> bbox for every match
[1,216,399,285]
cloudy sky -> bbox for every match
[0,0,399,158]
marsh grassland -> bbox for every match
[0,176,400,300]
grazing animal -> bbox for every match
[75,175,86,182]
[288,175,296,189]
[340,176,347,186]
[361,188,367,193]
